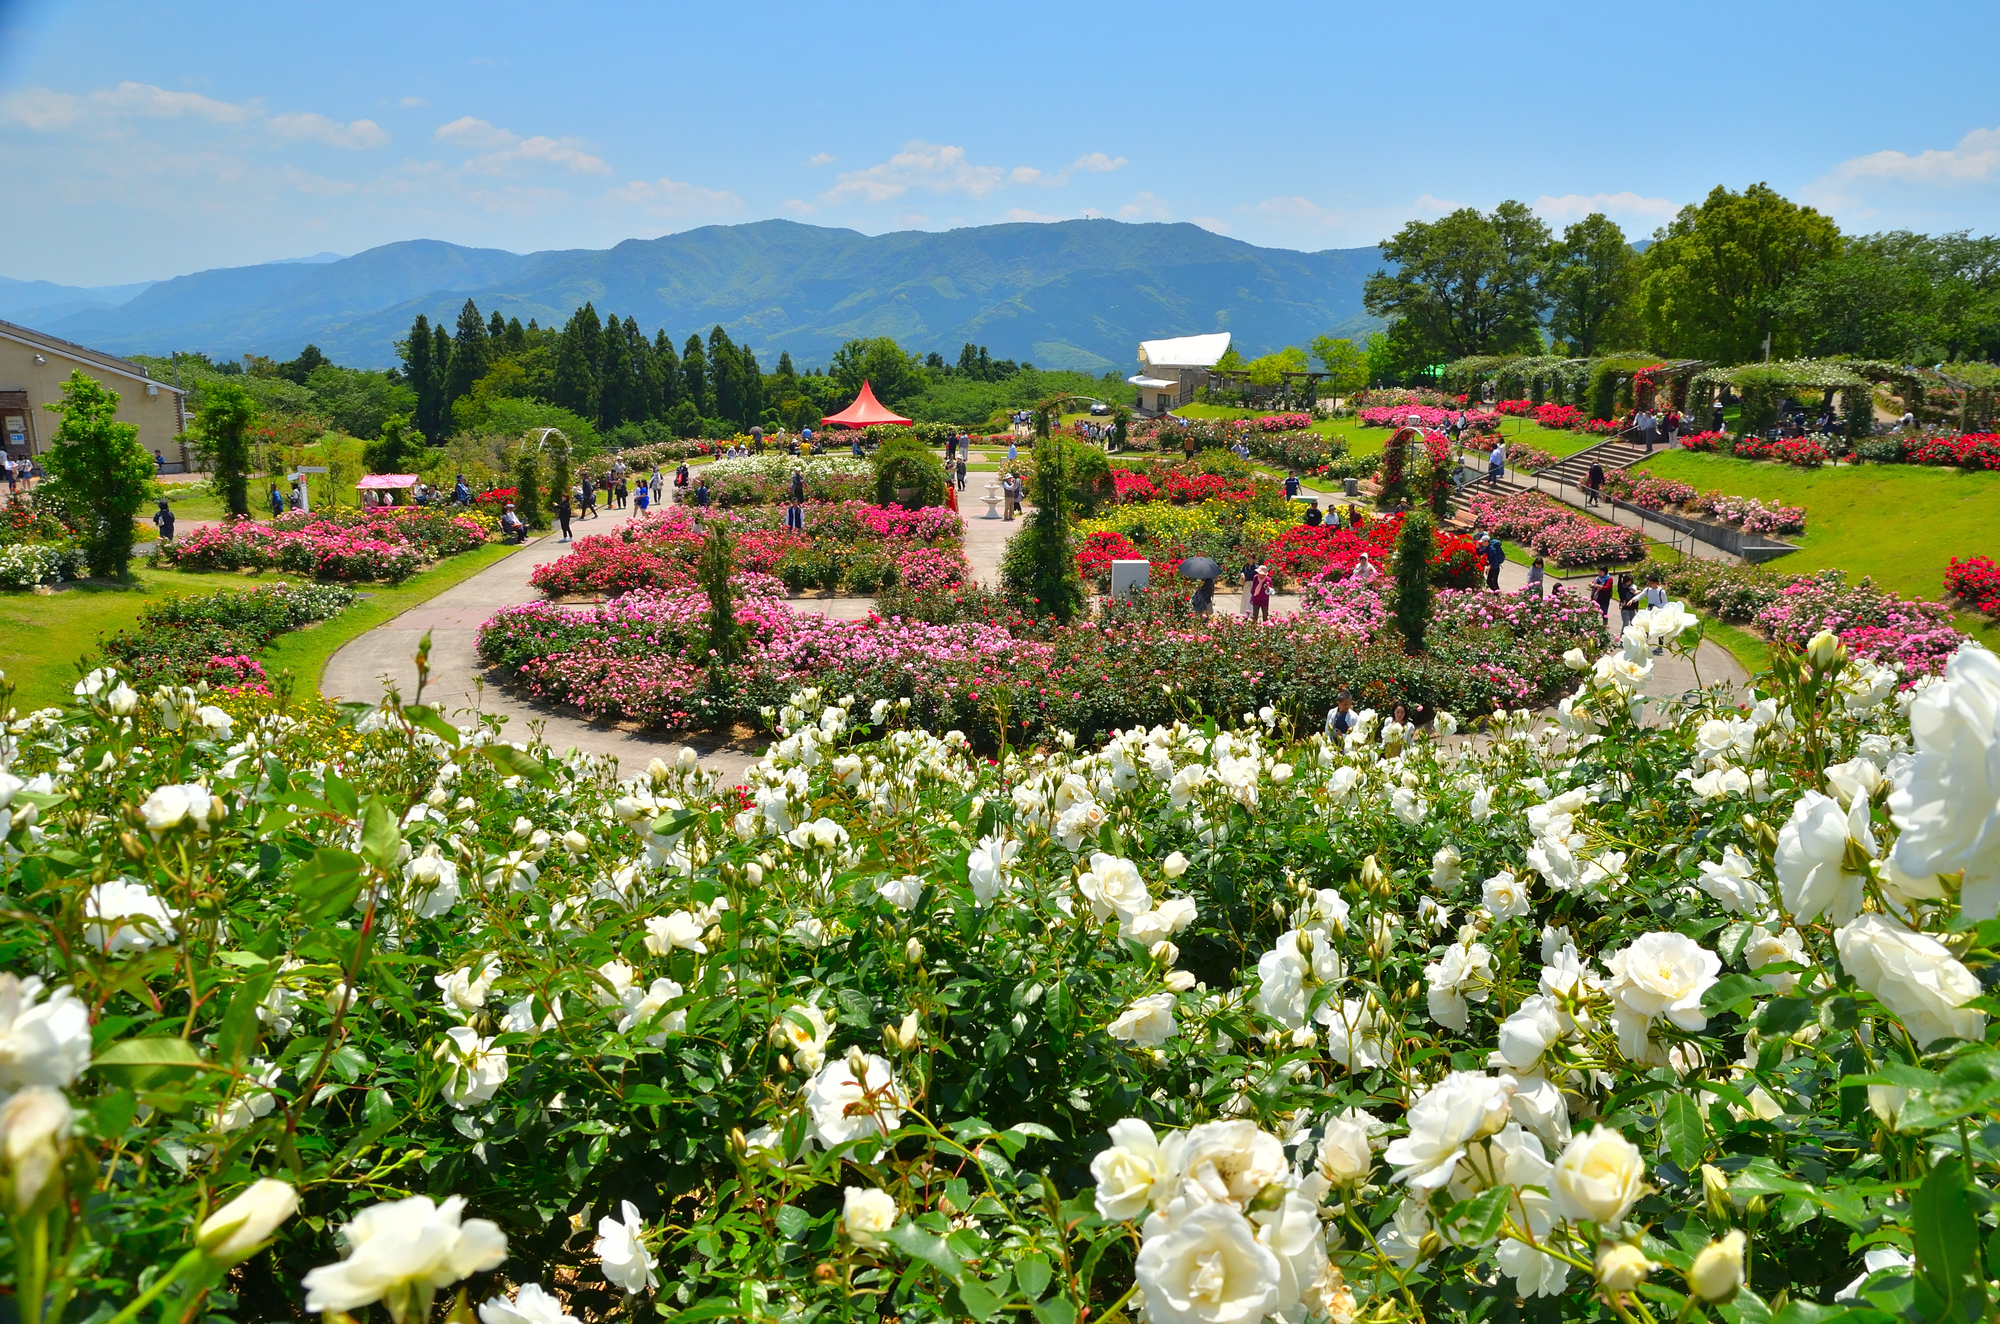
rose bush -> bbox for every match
[7,604,2000,1324]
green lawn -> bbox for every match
[0,541,520,713]
[1631,451,2000,652]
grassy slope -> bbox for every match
[1632,451,2000,652]
[0,542,519,713]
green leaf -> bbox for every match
[1660,1091,1706,1169]
[882,1221,963,1282]
[1702,973,1769,1016]
[956,1280,1004,1322]
[1914,1156,1986,1324]
[287,848,366,923]
[403,704,462,748]
[1450,1187,1511,1244]
[1756,997,1814,1035]
[651,811,699,839]
[481,743,553,785]
[214,969,276,1069]
[1015,1251,1053,1301]
[358,796,400,871]
[323,771,358,819]
[1033,1297,1079,1324]
[93,1037,209,1089]
[774,1205,810,1239]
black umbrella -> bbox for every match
[1178,556,1220,580]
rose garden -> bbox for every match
[2,316,2000,1324]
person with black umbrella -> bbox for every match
[1179,556,1220,617]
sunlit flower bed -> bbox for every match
[1946,554,2000,618]
[1602,473,1808,537]
[1358,405,1499,430]
[8,609,1999,1324]
[161,509,490,581]
[1462,492,1648,566]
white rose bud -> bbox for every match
[905,938,924,964]
[561,830,589,855]
[678,747,698,770]
[1149,940,1180,966]
[1596,1243,1653,1293]
[886,1012,920,1052]
[198,1178,300,1263]
[746,863,764,886]
[0,1086,72,1217]
[1687,1230,1746,1302]
[1563,648,1590,671]
[1162,970,1197,992]
[1162,851,1189,879]
[1805,630,1842,668]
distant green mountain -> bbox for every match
[27,219,1385,372]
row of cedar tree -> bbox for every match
[400,299,841,443]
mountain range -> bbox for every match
[5,219,1386,373]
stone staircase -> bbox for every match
[1447,432,1649,514]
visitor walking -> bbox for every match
[1007,440,1018,464]
[1249,564,1272,622]
[956,458,968,491]
[1617,572,1640,631]
[1661,408,1681,451]
[635,482,650,514]
[555,492,573,541]
[1484,534,1505,590]
[789,467,806,505]
[1283,473,1300,498]
[1591,567,1614,620]
[785,500,804,531]
[694,478,710,508]
[1584,460,1605,507]
[151,498,175,543]
[269,483,284,520]
[1488,439,1507,485]
[1239,561,1257,617]
[1525,555,1545,597]
[1711,400,1727,433]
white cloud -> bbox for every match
[1532,191,1679,224]
[1118,190,1170,219]
[1255,196,1346,226]
[603,175,742,216]
[1832,124,2000,185]
[1411,193,1462,215]
[824,141,1006,203]
[807,152,835,167]
[397,96,427,108]
[1072,151,1126,174]
[434,116,609,174]
[269,112,389,150]
[3,81,259,131]
[1009,152,1128,188]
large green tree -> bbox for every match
[1545,214,1642,357]
[1637,183,1842,363]
[41,372,154,578]
[829,337,923,405]
[552,304,602,422]
[1307,335,1369,395]
[1772,230,2000,361]
[681,334,710,417]
[598,314,640,429]
[1363,202,1551,364]
[399,314,450,442]
[193,378,257,517]
[444,299,490,408]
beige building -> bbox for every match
[1128,331,1231,415]
[0,318,188,469]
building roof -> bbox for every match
[822,379,912,427]
[0,318,186,395]
[1138,332,1231,370]
[1128,376,1179,389]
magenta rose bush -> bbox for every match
[161,508,487,581]
[1461,491,1647,566]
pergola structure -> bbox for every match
[1202,368,1327,413]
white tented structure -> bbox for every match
[1129,332,1231,415]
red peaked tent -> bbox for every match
[821,379,912,428]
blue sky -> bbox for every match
[4,0,1998,286]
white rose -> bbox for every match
[139,783,210,835]
[1888,646,2000,918]
[1091,1118,1168,1219]
[1603,933,1719,1062]
[0,976,93,1092]
[1834,913,1986,1048]
[435,1026,507,1109]
[771,1003,831,1072]
[1134,1204,1279,1324]
[1162,850,1190,879]
[197,705,234,739]
[1423,941,1492,1032]
[1744,926,1806,993]
[1108,993,1177,1048]
[84,880,180,954]
[643,910,708,955]
[842,1186,898,1248]
[1314,1112,1373,1187]
[1317,997,1386,1073]
[301,1195,508,1316]
[592,1199,659,1295]
[1079,853,1151,923]
[1596,1243,1654,1293]
[1774,790,1868,925]
[875,874,923,910]
[1694,847,1768,917]
[198,1178,300,1263]
[1256,929,1344,1028]
[803,1053,906,1146]
[1550,1126,1645,1226]
[1384,1071,1514,1193]
[1491,995,1563,1071]
[1481,870,1530,920]
[1178,1119,1287,1205]
[478,1283,579,1324]
[1430,845,1463,890]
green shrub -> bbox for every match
[872,436,948,508]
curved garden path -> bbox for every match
[320,477,1744,786]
